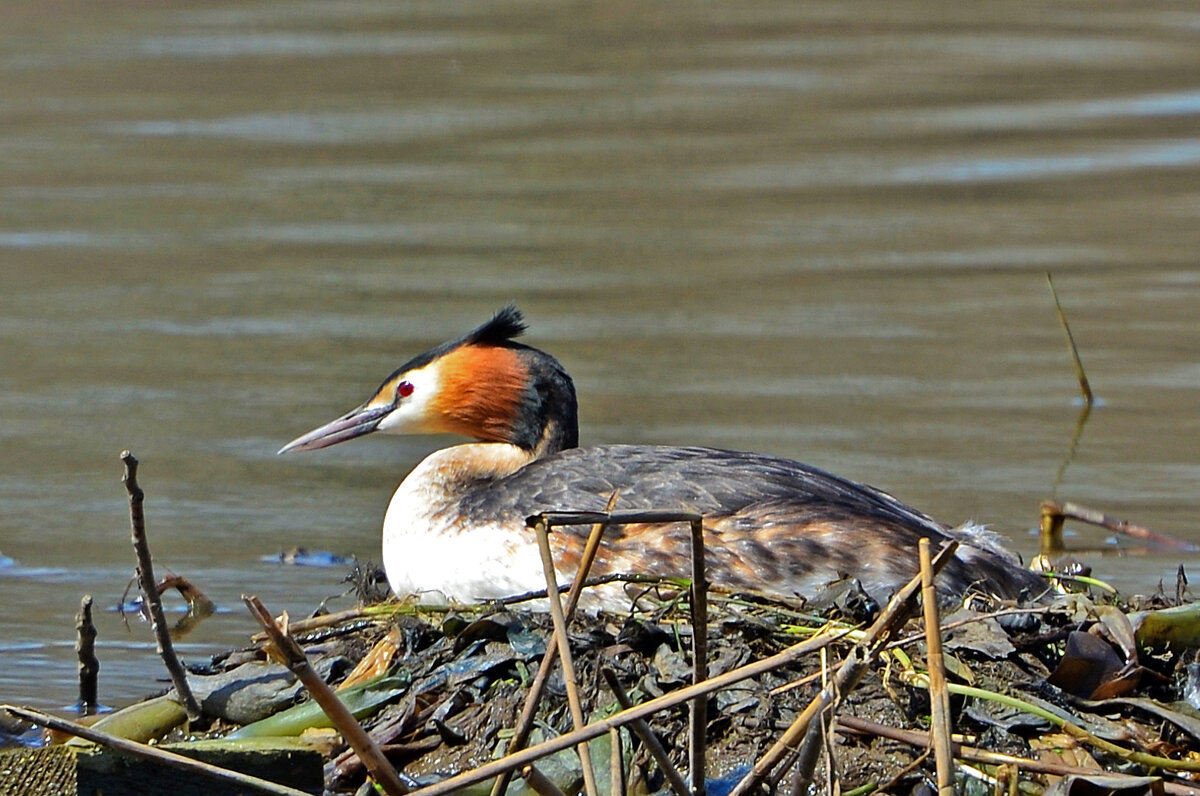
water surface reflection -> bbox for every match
[0,0,1197,710]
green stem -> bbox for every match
[949,683,1200,773]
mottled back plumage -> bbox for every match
[453,444,1044,602]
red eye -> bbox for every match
[397,380,415,398]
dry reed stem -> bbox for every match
[250,606,380,643]
[688,516,709,796]
[611,727,625,796]
[243,595,410,796]
[919,539,955,796]
[521,764,569,796]
[836,715,1200,796]
[404,629,844,796]
[602,668,690,796]
[329,695,418,784]
[727,541,959,796]
[533,518,600,796]
[784,648,835,796]
[490,498,617,796]
[887,606,1050,652]
[1046,272,1093,407]
[1047,272,1094,498]
[527,509,709,794]
[1,704,311,796]
[121,450,201,722]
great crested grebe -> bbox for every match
[280,307,1045,610]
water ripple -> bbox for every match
[881,89,1200,133]
[103,107,536,144]
[701,138,1200,189]
[135,31,527,60]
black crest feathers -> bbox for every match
[466,305,527,346]
[380,306,529,386]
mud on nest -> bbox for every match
[188,575,1200,796]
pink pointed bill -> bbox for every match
[277,404,392,454]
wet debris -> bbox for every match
[262,547,355,568]
[180,655,354,726]
[34,584,1200,793]
[11,571,1200,794]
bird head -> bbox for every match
[278,306,578,456]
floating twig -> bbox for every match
[155,573,216,637]
[1,704,311,796]
[75,594,99,716]
[243,595,410,796]
[919,539,955,796]
[1038,496,1068,559]
[121,450,201,722]
[1047,500,1197,553]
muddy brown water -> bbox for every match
[1,1,1199,711]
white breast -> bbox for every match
[380,447,550,605]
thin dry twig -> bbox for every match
[533,517,600,796]
[1046,272,1093,407]
[521,764,569,796]
[919,539,955,796]
[519,508,709,795]
[878,746,932,794]
[820,699,839,796]
[601,668,690,796]
[250,605,402,644]
[785,647,835,796]
[1,704,311,796]
[243,595,410,796]
[728,540,960,796]
[121,450,201,722]
[887,606,1051,652]
[836,715,1200,796]
[610,727,625,796]
[688,516,709,796]
[490,497,618,796]
[404,629,845,796]
[75,594,99,716]
[1047,273,1095,500]
[329,695,418,785]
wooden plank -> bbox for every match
[0,738,324,796]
